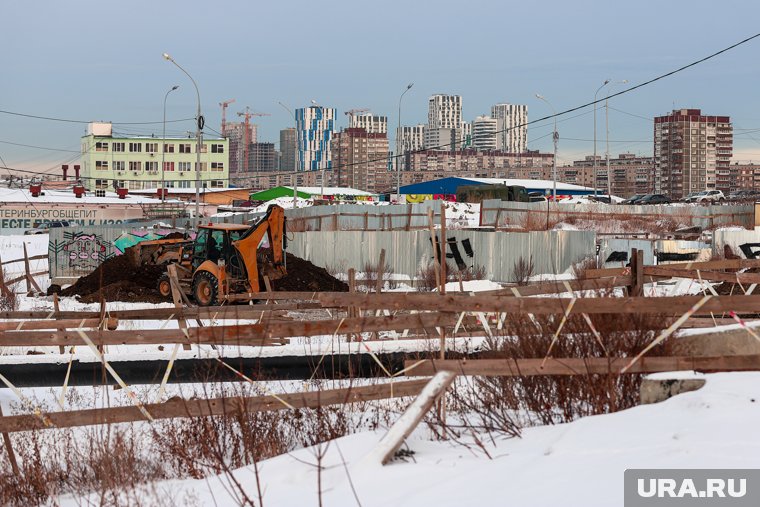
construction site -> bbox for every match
[0,193,758,505]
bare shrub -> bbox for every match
[458,264,487,282]
[473,308,672,427]
[571,256,597,280]
[518,211,559,231]
[416,260,455,291]
[511,256,534,286]
[0,272,17,311]
[360,260,398,291]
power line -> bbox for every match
[0,108,196,125]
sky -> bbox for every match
[2,0,760,178]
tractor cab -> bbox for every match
[192,224,249,278]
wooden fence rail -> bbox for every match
[0,378,430,433]
[405,354,760,377]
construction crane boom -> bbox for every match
[219,99,236,136]
[237,106,271,174]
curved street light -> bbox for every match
[604,80,628,198]
[162,85,179,203]
[535,94,558,201]
[397,83,414,197]
[163,53,203,224]
[593,79,610,196]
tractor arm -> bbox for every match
[233,204,287,292]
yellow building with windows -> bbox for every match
[80,122,229,191]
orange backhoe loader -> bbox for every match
[130,205,287,306]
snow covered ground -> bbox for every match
[55,372,760,506]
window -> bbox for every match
[196,162,208,171]
[146,142,158,153]
[178,180,191,188]
[163,162,175,172]
[145,161,158,173]
[163,144,175,153]
[129,161,142,172]
[96,160,109,171]
[211,162,224,171]
[211,180,225,188]
[129,142,142,153]
[95,141,109,152]
[179,143,192,153]
[165,181,175,188]
[128,180,143,190]
[211,144,224,153]
[113,161,125,172]
[112,142,125,152]
[95,179,109,189]
[178,162,192,172]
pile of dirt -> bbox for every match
[59,251,167,303]
[267,253,348,292]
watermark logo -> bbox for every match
[625,470,759,506]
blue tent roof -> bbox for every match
[399,177,594,196]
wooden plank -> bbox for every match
[405,355,760,377]
[0,378,430,433]
[0,254,47,267]
[4,271,49,286]
[319,293,760,316]
[0,312,459,347]
[369,372,456,465]
[585,258,760,279]
[0,318,117,332]
[643,266,760,285]
[375,249,386,294]
[0,302,325,320]
[23,243,42,293]
[0,405,19,475]
[223,291,341,302]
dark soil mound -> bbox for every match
[60,254,166,300]
[77,280,169,305]
[267,253,348,292]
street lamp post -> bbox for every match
[593,79,610,196]
[162,85,179,204]
[277,101,299,208]
[163,53,203,225]
[535,94,558,201]
[397,83,414,199]
[605,80,628,198]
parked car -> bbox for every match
[621,194,646,205]
[528,191,547,203]
[680,192,701,203]
[24,220,71,235]
[728,189,760,201]
[637,194,671,205]
[694,190,725,203]
[586,195,612,204]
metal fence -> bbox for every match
[211,202,476,231]
[480,199,754,229]
[713,229,760,259]
[48,222,189,283]
[599,238,712,268]
[286,229,596,283]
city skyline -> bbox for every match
[2,1,760,176]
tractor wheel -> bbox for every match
[192,271,219,306]
[157,274,172,298]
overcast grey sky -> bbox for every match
[2,0,760,176]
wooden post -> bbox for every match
[23,243,42,294]
[375,249,386,294]
[439,202,447,294]
[406,205,412,231]
[332,213,338,231]
[630,249,644,297]
[364,211,369,230]
[0,405,19,476]
[167,264,192,351]
[427,210,441,290]
[53,294,65,354]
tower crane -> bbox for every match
[345,108,370,128]
[237,106,271,174]
[219,98,236,136]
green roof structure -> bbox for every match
[249,187,311,201]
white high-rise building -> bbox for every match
[295,106,336,172]
[471,116,498,151]
[491,103,528,153]
[459,121,472,149]
[349,114,388,134]
[424,128,456,151]
[428,94,462,130]
[396,124,426,171]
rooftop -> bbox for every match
[0,187,176,205]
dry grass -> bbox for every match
[511,256,534,286]
[360,260,398,291]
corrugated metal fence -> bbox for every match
[49,221,188,282]
[480,199,754,229]
[287,230,596,283]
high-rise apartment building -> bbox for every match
[491,103,528,153]
[428,94,462,129]
[396,125,426,171]
[349,114,388,134]
[654,109,733,198]
[295,106,336,172]
[279,128,297,171]
[424,128,456,151]
[471,116,498,151]
[223,122,256,176]
[332,128,391,193]
[249,143,276,173]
